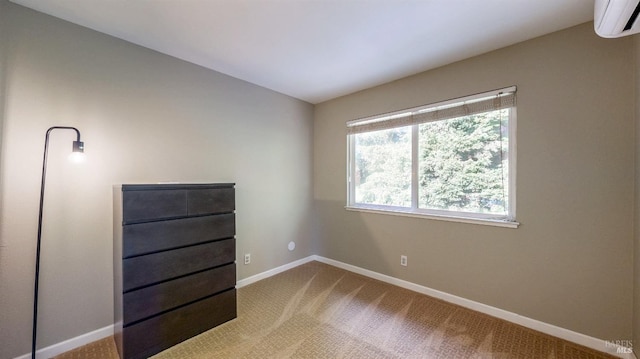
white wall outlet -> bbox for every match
[400,255,408,266]
[244,253,251,265]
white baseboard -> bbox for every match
[236,256,316,288]
[14,324,113,359]
[16,256,635,359]
[311,255,635,359]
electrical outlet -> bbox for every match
[244,253,251,265]
[400,255,407,267]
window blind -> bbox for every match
[347,87,516,135]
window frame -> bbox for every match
[346,87,519,228]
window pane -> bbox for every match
[418,109,509,215]
[354,126,411,207]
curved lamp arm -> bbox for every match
[32,126,84,359]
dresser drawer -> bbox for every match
[122,289,237,359]
[123,263,235,325]
[122,186,235,223]
[122,238,235,292]
[187,187,235,215]
[123,189,187,223]
[123,213,235,258]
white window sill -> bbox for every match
[345,205,520,229]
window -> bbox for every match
[347,87,517,227]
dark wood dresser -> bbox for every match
[113,183,237,359]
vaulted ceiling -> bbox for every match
[11,0,594,103]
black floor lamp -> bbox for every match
[32,126,84,359]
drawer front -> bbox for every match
[123,263,235,325]
[187,187,235,216]
[123,190,187,223]
[123,238,235,292]
[123,213,235,258]
[122,289,237,359]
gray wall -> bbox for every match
[634,34,640,358]
[0,2,314,357]
[314,22,634,342]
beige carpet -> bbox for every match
[55,261,618,358]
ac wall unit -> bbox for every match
[594,0,640,37]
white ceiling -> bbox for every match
[11,0,594,104]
